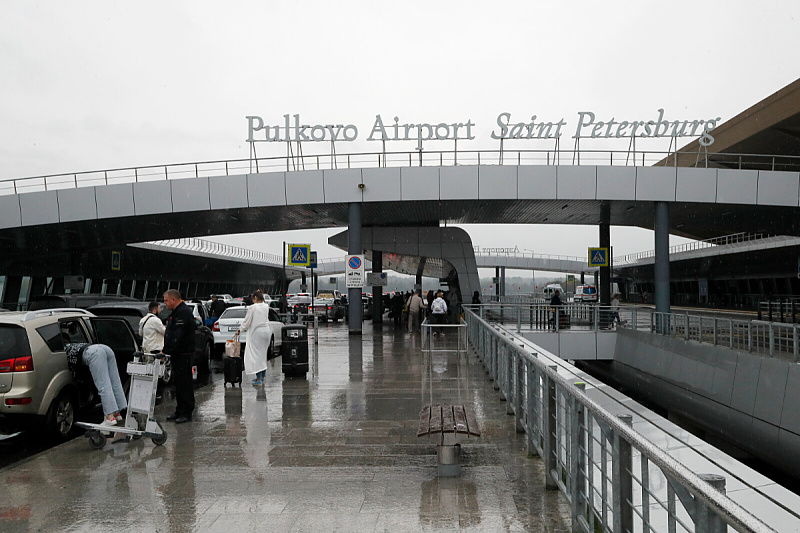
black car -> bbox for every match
[88,301,214,379]
[28,293,139,311]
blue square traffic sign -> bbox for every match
[288,244,311,266]
[588,247,609,267]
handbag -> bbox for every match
[225,332,241,358]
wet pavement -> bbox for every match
[0,322,571,532]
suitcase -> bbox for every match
[223,355,243,387]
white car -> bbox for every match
[212,306,283,359]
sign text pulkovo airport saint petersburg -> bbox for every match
[247,110,721,148]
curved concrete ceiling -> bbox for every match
[0,165,798,266]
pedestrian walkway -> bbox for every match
[0,324,572,532]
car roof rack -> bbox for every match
[21,308,94,322]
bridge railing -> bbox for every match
[615,232,772,267]
[463,308,775,532]
[3,149,800,196]
[138,237,285,266]
[651,311,799,362]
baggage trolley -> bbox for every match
[77,352,169,449]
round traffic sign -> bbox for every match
[349,256,362,269]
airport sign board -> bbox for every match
[367,272,387,286]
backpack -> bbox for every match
[431,299,446,314]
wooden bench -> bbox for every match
[418,404,480,476]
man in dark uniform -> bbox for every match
[163,289,196,423]
[209,294,227,321]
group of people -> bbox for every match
[389,289,459,335]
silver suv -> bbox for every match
[0,309,140,439]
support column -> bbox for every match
[348,203,363,335]
[495,267,500,298]
[599,223,611,306]
[372,251,383,324]
[500,266,506,297]
[654,202,670,315]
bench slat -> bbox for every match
[464,406,481,437]
[442,405,455,433]
[417,405,432,437]
[453,405,469,435]
[430,404,443,434]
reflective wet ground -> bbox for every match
[0,323,570,532]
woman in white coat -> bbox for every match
[238,290,271,386]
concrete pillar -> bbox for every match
[348,203,363,334]
[301,272,307,291]
[654,202,670,315]
[495,267,500,298]
[599,223,611,305]
[580,272,585,284]
[372,251,383,324]
[500,266,506,297]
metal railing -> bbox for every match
[650,311,800,362]
[3,149,800,196]
[421,318,467,354]
[615,232,770,267]
[469,302,637,333]
[464,308,775,532]
[135,237,285,266]
[757,298,800,323]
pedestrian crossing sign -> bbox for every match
[588,247,609,267]
[288,244,311,266]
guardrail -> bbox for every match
[137,237,285,266]
[615,232,771,266]
[421,318,467,354]
[3,149,800,196]
[757,298,800,323]
[463,308,774,532]
[469,302,637,333]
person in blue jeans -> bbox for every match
[65,342,127,428]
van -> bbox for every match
[542,284,564,299]
[574,285,598,303]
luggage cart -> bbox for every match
[77,352,169,449]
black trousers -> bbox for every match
[171,353,195,417]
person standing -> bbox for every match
[611,293,621,327]
[163,289,196,424]
[430,291,448,336]
[238,290,271,386]
[209,295,227,321]
[472,291,481,305]
[408,290,426,333]
[391,292,404,328]
[139,302,165,353]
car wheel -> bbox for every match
[267,337,274,360]
[47,392,76,440]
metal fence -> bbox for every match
[421,318,467,354]
[463,308,774,533]
[651,312,800,362]
[3,148,800,196]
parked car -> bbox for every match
[27,293,138,311]
[212,306,283,360]
[573,285,598,303]
[89,301,214,378]
[0,308,140,439]
[311,291,346,322]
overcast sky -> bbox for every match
[2,1,798,272]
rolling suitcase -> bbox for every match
[223,355,243,387]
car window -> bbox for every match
[0,325,31,358]
[221,309,247,319]
[269,309,280,322]
[60,319,89,343]
[92,319,136,352]
[36,323,65,352]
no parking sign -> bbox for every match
[346,255,365,288]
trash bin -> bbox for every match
[282,324,309,377]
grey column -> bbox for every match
[372,251,383,324]
[500,266,506,297]
[348,203,363,335]
[495,267,500,298]
[654,202,670,314]
[599,223,611,306]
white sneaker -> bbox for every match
[100,418,117,427]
